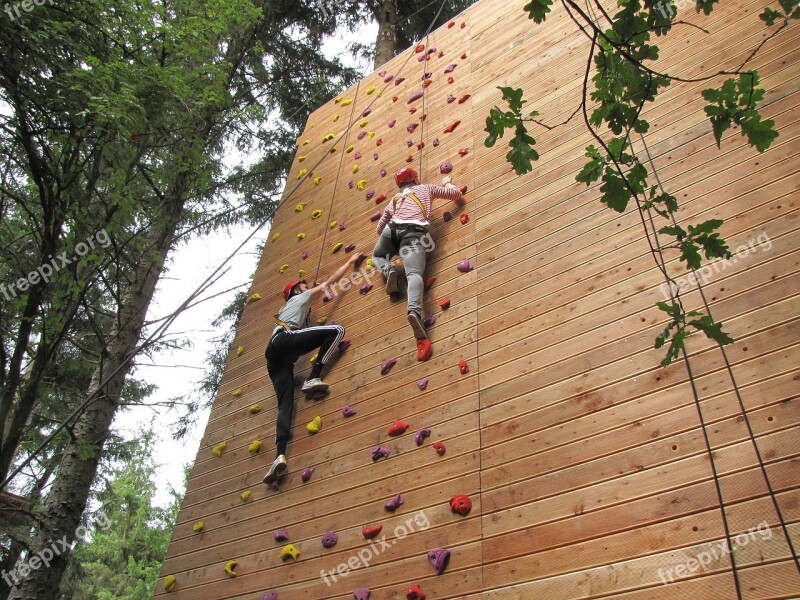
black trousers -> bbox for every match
[265,325,345,446]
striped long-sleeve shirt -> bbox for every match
[376,183,463,234]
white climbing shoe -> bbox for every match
[301,378,329,393]
[263,454,287,484]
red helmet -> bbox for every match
[394,167,418,188]
[282,279,306,301]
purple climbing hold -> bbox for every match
[366,190,375,200]
[427,47,437,55]
[262,593,278,600]
[353,588,371,600]
[339,339,351,353]
[321,531,339,548]
[457,259,474,273]
[440,161,453,174]
[380,169,387,177]
[370,211,381,222]
[357,131,367,140]
[417,379,428,391]
[345,243,356,252]
[422,72,432,80]
[444,64,457,73]
[323,290,334,302]
[394,77,405,85]
[407,123,419,133]
[342,405,356,417]
[407,91,424,104]
[443,211,452,222]
[417,54,426,62]
[348,180,354,189]
[388,119,396,128]
[415,428,432,445]
[273,529,289,542]
[362,108,371,117]
[384,74,394,83]
[301,467,314,482]
[360,282,373,294]
[301,250,309,259]
[384,494,404,512]
[447,95,456,103]
[428,548,451,575]
[379,70,386,77]
[422,314,436,327]
[406,140,414,147]
[354,151,362,159]
[373,153,379,160]
[354,253,367,268]
[339,221,346,230]
[380,358,397,375]
[371,446,390,461]
[432,138,440,147]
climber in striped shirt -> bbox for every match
[372,166,464,362]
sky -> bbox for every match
[115,22,379,508]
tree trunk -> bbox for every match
[373,0,399,70]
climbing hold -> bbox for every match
[423,79,432,88]
[353,588,371,600]
[352,164,359,174]
[444,64,457,73]
[332,242,343,253]
[448,20,455,27]
[224,560,238,577]
[307,416,322,433]
[443,211,452,222]
[417,141,425,150]
[296,169,308,180]
[340,98,353,106]
[438,297,451,310]
[405,155,414,163]
[357,179,368,190]
[333,114,340,122]
[362,524,383,539]
[329,146,337,154]
[374,193,387,204]
[346,145,354,154]
[297,232,305,240]
[365,190,375,200]
[423,314,436,328]
[440,162,453,174]
[321,531,339,548]
[423,276,436,291]
[295,203,306,212]
[323,133,335,142]
[345,243,356,252]
[342,405,356,417]
[444,120,461,134]
[407,123,418,133]
[313,177,322,185]
[433,138,440,146]
[359,282,373,294]
[370,211,381,222]
[428,548,451,575]
[415,43,425,53]
[311,209,322,218]
[461,21,466,27]
[212,441,226,457]
[317,316,328,325]
[448,76,454,84]
[357,131,367,140]
[354,253,367,268]
[236,345,245,357]
[380,358,397,375]
[249,403,262,414]
[433,441,446,456]
[419,113,427,122]
[339,338,352,352]
[298,268,306,277]
[384,494,404,512]
[262,593,278,600]
[301,250,309,259]
[339,222,346,230]
[164,575,176,592]
[280,544,300,561]
[392,95,399,102]
[460,213,469,224]
[406,140,414,147]
[384,74,394,82]
[458,94,471,104]
[458,360,469,375]
[273,529,289,541]
[241,490,252,502]
[192,521,204,533]
[417,379,429,391]
[450,494,472,515]
[302,139,310,145]
[417,339,432,362]
[438,50,444,57]
[367,131,376,140]
[447,94,456,104]
[248,440,262,453]
[354,151,362,159]
[415,428,431,445]
[457,259,474,272]
[247,293,262,304]
[374,151,379,158]
[371,446,390,461]
[388,119,396,128]
[279,263,289,273]
[366,86,376,95]
[406,583,426,600]
[458,148,469,156]
[408,91,424,104]
[461,52,468,59]
[417,54,426,62]
[359,119,369,127]
[378,70,386,77]
[387,420,409,436]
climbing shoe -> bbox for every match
[416,338,432,362]
[408,311,427,340]
[263,454,287,484]
[301,378,329,393]
[385,267,399,295]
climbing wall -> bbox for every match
[156,0,800,598]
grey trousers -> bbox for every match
[372,224,428,316]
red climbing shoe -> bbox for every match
[407,312,427,339]
[416,339,432,362]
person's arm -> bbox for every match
[306,254,360,298]
[376,202,393,234]
[431,176,465,207]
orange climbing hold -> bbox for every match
[387,420,409,436]
[362,524,383,539]
[417,339,432,362]
[415,43,425,53]
[444,120,461,134]
[458,94,471,104]
[424,276,436,291]
[423,79,432,88]
[375,193,387,205]
[438,297,450,310]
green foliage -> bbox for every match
[658,219,731,269]
[656,303,733,367]
[485,87,539,175]
[523,0,553,23]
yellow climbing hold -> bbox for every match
[352,164,359,174]
[314,177,322,185]
[307,416,322,433]
[297,232,305,240]
[247,293,261,304]
[271,232,280,241]
[335,96,342,103]
[366,258,374,268]
[367,131,376,140]
[346,145,354,153]
[332,242,343,253]
[164,575,176,592]
[356,179,368,190]
[376,90,383,97]
[279,264,289,274]
[298,269,306,278]
[192,521,204,533]
[240,490,252,502]
[237,345,244,356]
[297,169,307,179]
[232,388,242,397]
[329,146,337,154]
[340,98,353,106]
[298,155,306,162]
[281,544,300,561]
[302,139,310,145]
[329,220,337,229]
[311,209,322,219]
[323,133,335,142]
[333,114,340,122]
[366,85,376,94]
[212,441,227,457]
[317,316,328,325]
[359,119,368,127]
[224,560,238,577]
[309,352,318,363]
[249,403,261,414]
[295,203,306,212]
[248,440,262,453]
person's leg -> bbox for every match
[400,231,427,320]
[272,325,345,388]
[372,228,398,294]
[267,360,295,455]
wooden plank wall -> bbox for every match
[156,0,800,598]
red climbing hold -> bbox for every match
[460,213,469,224]
[458,94,471,104]
[433,441,446,456]
[362,525,383,539]
[376,138,383,146]
[408,107,417,114]
[461,52,468,60]
[406,584,426,600]
[459,360,469,374]
[444,120,461,134]
[416,141,425,150]
[438,297,450,310]
[423,79,432,88]
[387,420,409,436]
[458,148,469,156]
[447,76,454,84]
[447,21,455,28]
[460,185,468,195]
[406,155,414,163]
[392,95,398,102]
[415,43,425,53]
[438,50,444,58]
[424,276,436,291]
[417,339,432,362]
[450,494,472,515]
[375,193,387,205]
[461,21,466,28]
